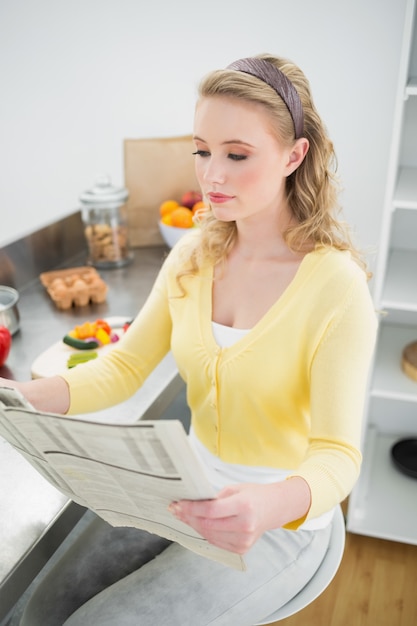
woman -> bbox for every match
[2,54,377,625]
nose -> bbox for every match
[199,155,226,186]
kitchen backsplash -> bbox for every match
[0,211,86,291]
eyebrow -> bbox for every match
[193,136,255,148]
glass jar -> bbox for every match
[80,175,133,268]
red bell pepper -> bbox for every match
[0,326,11,366]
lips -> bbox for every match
[207,192,234,204]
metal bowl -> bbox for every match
[0,286,20,335]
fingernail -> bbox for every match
[168,503,180,515]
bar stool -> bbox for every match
[254,504,346,624]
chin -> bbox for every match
[212,209,236,223]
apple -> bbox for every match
[181,190,202,209]
[0,326,11,366]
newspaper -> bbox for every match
[0,387,245,571]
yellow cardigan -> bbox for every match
[62,234,377,520]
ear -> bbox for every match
[286,138,309,176]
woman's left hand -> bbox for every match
[169,483,281,555]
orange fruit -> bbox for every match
[192,200,208,215]
[170,207,194,228]
[159,199,179,217]
[161,213,174,226]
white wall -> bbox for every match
[0,0,409,270]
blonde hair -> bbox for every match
[181,53,369,285]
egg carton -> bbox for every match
[40,266,108,310]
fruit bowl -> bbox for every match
[158,220,192,248]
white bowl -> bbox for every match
[158,220,192,248]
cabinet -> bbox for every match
[347,0,417,544]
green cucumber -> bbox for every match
[67,351,98,368]
[63,334,100,350]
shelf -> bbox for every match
[381,249,417,310]
[406,76,417,96]
[351,0,417,548]
[371,323,417,402]
[393,167,417,209]
[347,426,417,544]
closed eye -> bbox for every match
[228,153,247,161]
[192,150,210,157]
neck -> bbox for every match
[233,211,297,261]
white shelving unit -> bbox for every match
[347,0,417,544]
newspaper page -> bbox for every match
[0,387,245,571]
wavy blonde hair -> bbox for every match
[179,53,369,285]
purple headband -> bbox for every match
[227,57,304,139]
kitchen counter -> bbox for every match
[0,245,183,621]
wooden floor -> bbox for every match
[268,504,417,626]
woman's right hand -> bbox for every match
[0,376,18,390]
[0,375,70,414]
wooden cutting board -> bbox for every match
[124,135,199,247]
[31,316,129,379]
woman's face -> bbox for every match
[193,96,299,226]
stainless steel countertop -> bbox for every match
[0,246,182,620]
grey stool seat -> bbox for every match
[255,504,346,624]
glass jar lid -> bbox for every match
[80,174,128,208]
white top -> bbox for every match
[211,320,250,347]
